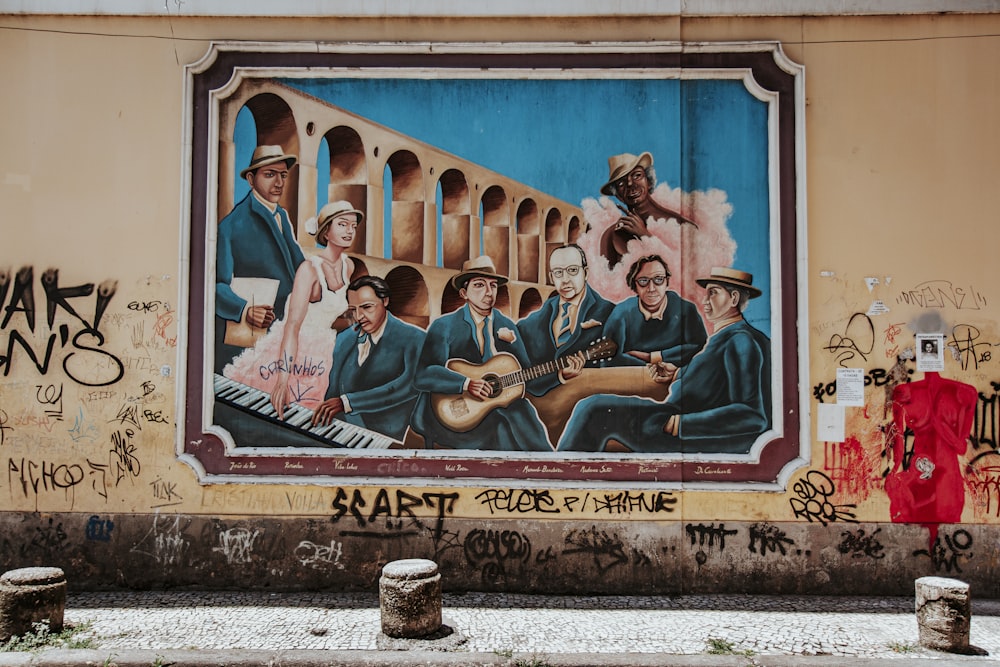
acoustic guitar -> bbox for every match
[430,337,617,432]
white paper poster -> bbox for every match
[836,367,865,407]
[917,334,945,372]
[817,403,846,442]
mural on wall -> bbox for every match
[181,42,808,484]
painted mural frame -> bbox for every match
[177,41,809,488]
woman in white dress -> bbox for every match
[223,201,363,416]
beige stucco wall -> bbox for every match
[2,13,998,592]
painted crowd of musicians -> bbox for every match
[215,146,772,455]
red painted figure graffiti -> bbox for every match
[885,371,977,539]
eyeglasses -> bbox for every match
[635,275,668,287]
[550,266,582,279]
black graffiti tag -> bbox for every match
[464,529,531,584]
[475,488,561,514]
[330,487,458,542]
[686,522,738,550]
[748,523,795,557]
[110,429,140,485]
[838,527,886,559]
[789,470,858,526]
[823,312,875,367]
[914,529,973,574]
[0,267,123,386]
[563,526,629,573]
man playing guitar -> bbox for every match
[410,256,585,451]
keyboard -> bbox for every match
[213,374,396,449]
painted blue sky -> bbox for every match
[233,75,772,330]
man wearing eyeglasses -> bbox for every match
[517,244,615,396]
[557,267,770,454]
[603,254,706,369]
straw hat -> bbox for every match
[239,145,297,179]
[695,267,762,298]
[451,255,508,291]
[305,200,365,239]
[600,151,653,196]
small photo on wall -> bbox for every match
[916,334,944,372]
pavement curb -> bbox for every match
[1,650,999,667]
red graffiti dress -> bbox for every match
[886,372,977,525]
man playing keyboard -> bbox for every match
[309,276,426,442]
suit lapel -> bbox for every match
[251,196,296,277]
[461,306,486,361]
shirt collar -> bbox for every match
[561,289,586,310]
[711,315,744,333]
[367,316,389,345]
[638,295,668,321]
[251,190,279,215]
[468,307,491,325]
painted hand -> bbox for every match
[615,210,649,237]
[270,378,291,420]
[311,397,345,426]
[647,361,678,384]
[561,352,586,381]
[467,378,493,401]
[246,305,275,329]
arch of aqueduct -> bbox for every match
[214,78,588,327]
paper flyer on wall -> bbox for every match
[916,333,945,372]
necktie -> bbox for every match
[555,302,572,347]
[357,332,370,366]
[273,211,283,234]
[477,317,493,360]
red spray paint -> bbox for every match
[884,371,977,549]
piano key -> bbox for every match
[213,374,394,449]
[285,409,315,429]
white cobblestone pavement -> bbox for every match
[56,592,1000,660]
[42,591,1000,662]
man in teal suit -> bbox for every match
[603,254,706,368]
[311,276,426,442]
[557,267,770,454]
[517,244,614,396]
[411,256,582,451]
[215,145,305,372]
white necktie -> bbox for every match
[357,334,371,366]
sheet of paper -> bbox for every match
[224,277,280,348]
[836,367,865,406]
[916,333,945,372]
[817,403,845,443]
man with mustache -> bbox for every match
[310,275,425,443]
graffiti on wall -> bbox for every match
[811,273,1000,538]
[181,41,807,485]
[0,264,177,510]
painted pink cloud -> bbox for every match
[577,182,737,315]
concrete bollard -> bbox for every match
[0,567,67,642]
[379,558,442,638]
[915,576,971,653]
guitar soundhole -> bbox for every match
[482,373,503,399]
